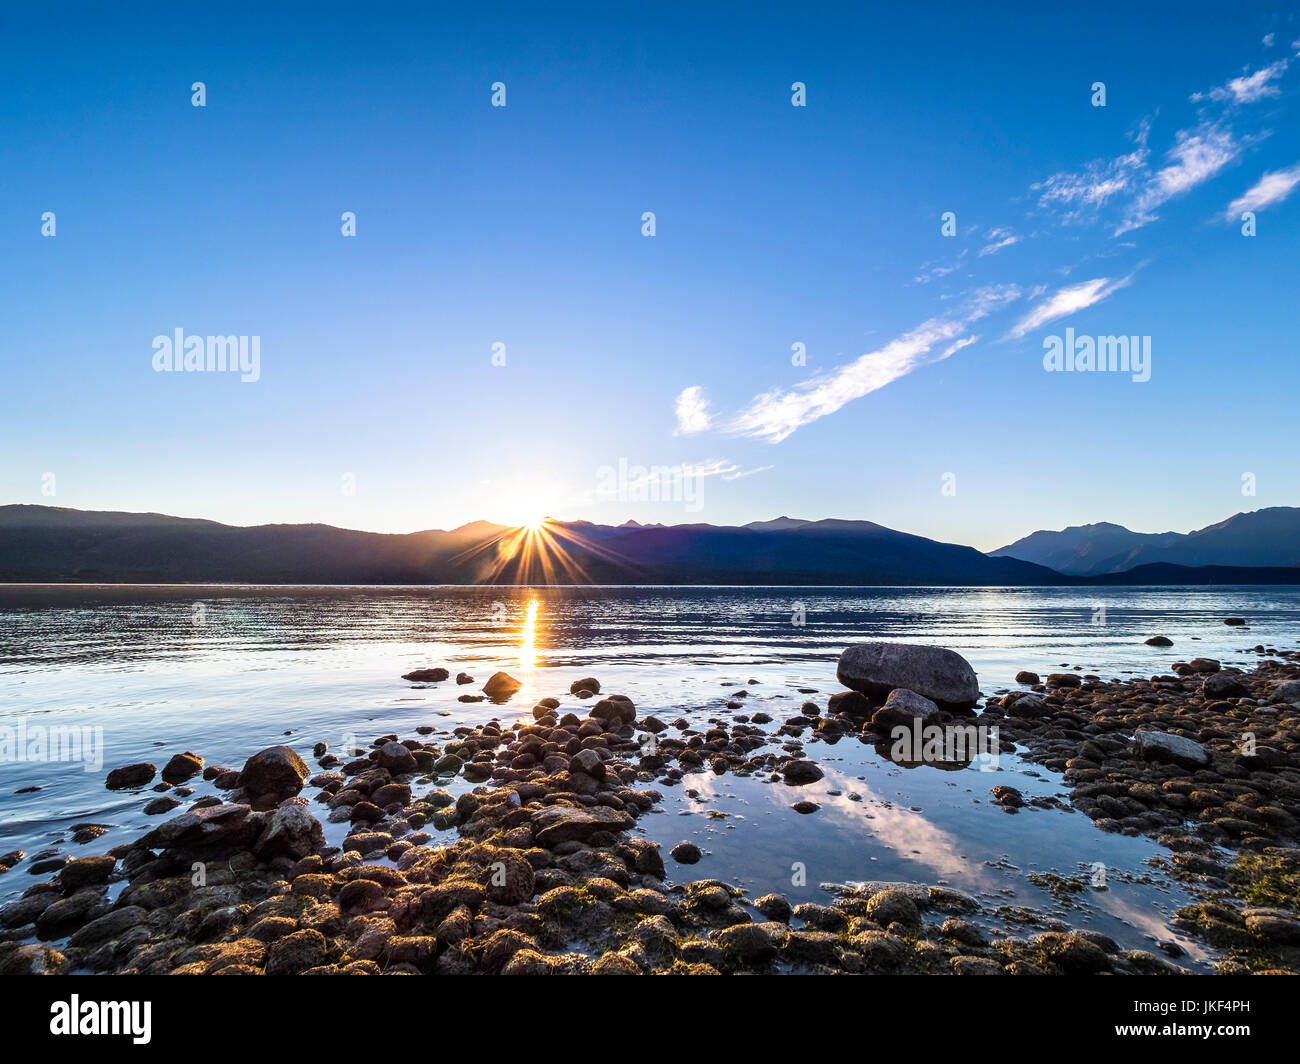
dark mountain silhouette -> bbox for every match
[2,504,1297,586]
[0,504,1057,585]
[991,507,1300,576]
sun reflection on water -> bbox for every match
[519,598,540,669]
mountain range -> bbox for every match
[0,504,1297,586]
[991,507,1300,576]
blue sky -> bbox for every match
[2,1,1298,551]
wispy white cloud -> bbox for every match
[1033,137,1150,225]
[1006,274,1135,339]
[913,249,967,283]
[1263,32,1275,47]
[673,385,712,435]
[720,286,1020,443]
[1226,162,1300,218]
[633,458,772,485]
[1117,122,1245,233]
[978,226,1021,257]
[1191,59,1289,104]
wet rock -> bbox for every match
[402,667,449,682]
[865,889,920,927]
[951,955,1001,975]
[941,918,988,947]
[991,785,1025,809]
[37,889,109,934]
[837,642,979,709]
[590,695,636,724]
[1144,636,1173,647]
[105,763,156,790]
[845,930,908,969]
[781,759,823,784]
[67,906,147,949]
[532,805,633,848]
[570,677,601,696]
[871,688,940,729]
[483,672,523,699]
[266,929,328,975]
[0,943,66,975]
[755,893,793,922]
[592,951,641,974]
[1005,693,1051,718]
[1034,931,1110,974]
[0,891,57,928]
[143,795,181,815]
[58,855,116,892]
[670,842,702,864]
[1203,672,1247,700]
[136,802,257,852]
[238,746,309,799]
[1015,670,1041,684]
[1134,730,1208,769]
[485,851,536,905]
[826,690,872,717]
[1243,908,1300,945]
[253,800,325,861]
[160,751,203,783]
[376,741,417,774]
[713,921,786,965]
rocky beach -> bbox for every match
[4,632,1299,977]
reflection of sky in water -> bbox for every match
[2,584,1284,964]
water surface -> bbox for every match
[3,583,1296,965]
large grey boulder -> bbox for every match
[837,642,979,709]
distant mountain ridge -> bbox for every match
[1,504,1298,586]
[991,507,1300,576]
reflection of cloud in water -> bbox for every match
[1092,890,1208,963]
[692,761,995,891]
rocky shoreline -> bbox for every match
[3,647,1299,976]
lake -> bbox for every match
[3,583,1297,965]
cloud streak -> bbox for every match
[1226,162,1300,218]
[1117,122,1245,233]
[1006,273,1135,339]
[720,286,1020,443]
[1191,59,1289,104]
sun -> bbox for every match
[520,515,550,532]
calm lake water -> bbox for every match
[3,583,1297,966]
